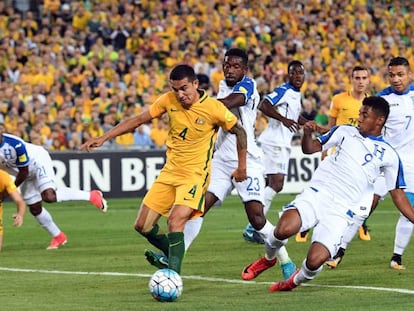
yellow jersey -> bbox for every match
[0,169,16,202]
[0,169,18,234]
[328,91,366,126]
[149,90,237,178]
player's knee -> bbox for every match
[270,182,284,193]
[29,203,42,216]
[249,216,266,230]
[41,189,57,203]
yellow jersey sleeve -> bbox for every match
[0,170,17,194]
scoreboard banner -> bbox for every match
[50,147,321,198]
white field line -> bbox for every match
[1,266,414,294]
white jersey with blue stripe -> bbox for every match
[377,85,414,192]
[0,133,31,175]
[377,85,414,150]
[258,82,302,148]
[0,133,46,177]
[214,76,262,161]
[309,125,405,215]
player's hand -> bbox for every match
[303,121,319,133]
[79,137,105,152]
[281,118,299,133]
[232,167,247,182]
[12,213,23,227]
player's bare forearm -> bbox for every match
[390,189,414,223]
[9,190,25,227]
[80,111,153,151]
[219,93,245,109]
[259,99,283,121]
[301,121,322,154]
[229,123,247,151]
[229,123,247,181]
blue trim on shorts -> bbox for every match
[406,192,414,205]
[310,187,318,192]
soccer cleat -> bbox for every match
[242,225,265,244]
[358,224,371,241]
[326,256,342,269]
[269,269,299,292]
[243,231,265,244]
[47,232,67,250]
[281,260,296,280]
[390,254,405,270]
[390,260,406,270]
[145,249,169,269]
[241,256,277,280]
[90,190,108,213]
[295,231,309,243]
[242,224,265,244]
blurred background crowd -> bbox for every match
[0,0,412,151]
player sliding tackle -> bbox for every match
[241,96,414,291]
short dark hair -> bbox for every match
[288,60,305,73]
[351,65,369,76]
[362,96,390,122]
[169,64,197,81]
[388,56,410,68]
[225,48,248,66]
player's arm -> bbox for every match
[219,93,245,109]
[228,122,247,182]
[327,116,337,130]
[389,189,414,223]
[301,121,322,154]
[8,189,25,227]
[14,166,29,188]
[259,98,299,132]
[80,110,153,151]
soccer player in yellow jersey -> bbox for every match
[80,64,247,277]
[0,169,26,251]
[327,66,371,128]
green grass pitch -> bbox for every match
[1,194,413,311]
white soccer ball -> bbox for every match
[148,268,183,302]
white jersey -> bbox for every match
[213,76,262,161]
[0,133,47,177]
[310,125,405,216]
[378,85,414,192]
[0,133,57,204]
[258,83,302,148]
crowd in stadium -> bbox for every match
[0,0,412,151]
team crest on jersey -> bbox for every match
[195,118,206,125]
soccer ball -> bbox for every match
[149,268,183,302]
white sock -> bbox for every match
[263,186,277,215]
[265,232,288,262]
[276,246,291,264]
[394,214,414,255]
[184,217,204,252]
[340,214,365,249]
[35,207,61,237]
[257,220,274,240]
[295,259,323,285]
[56,187,90,202]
